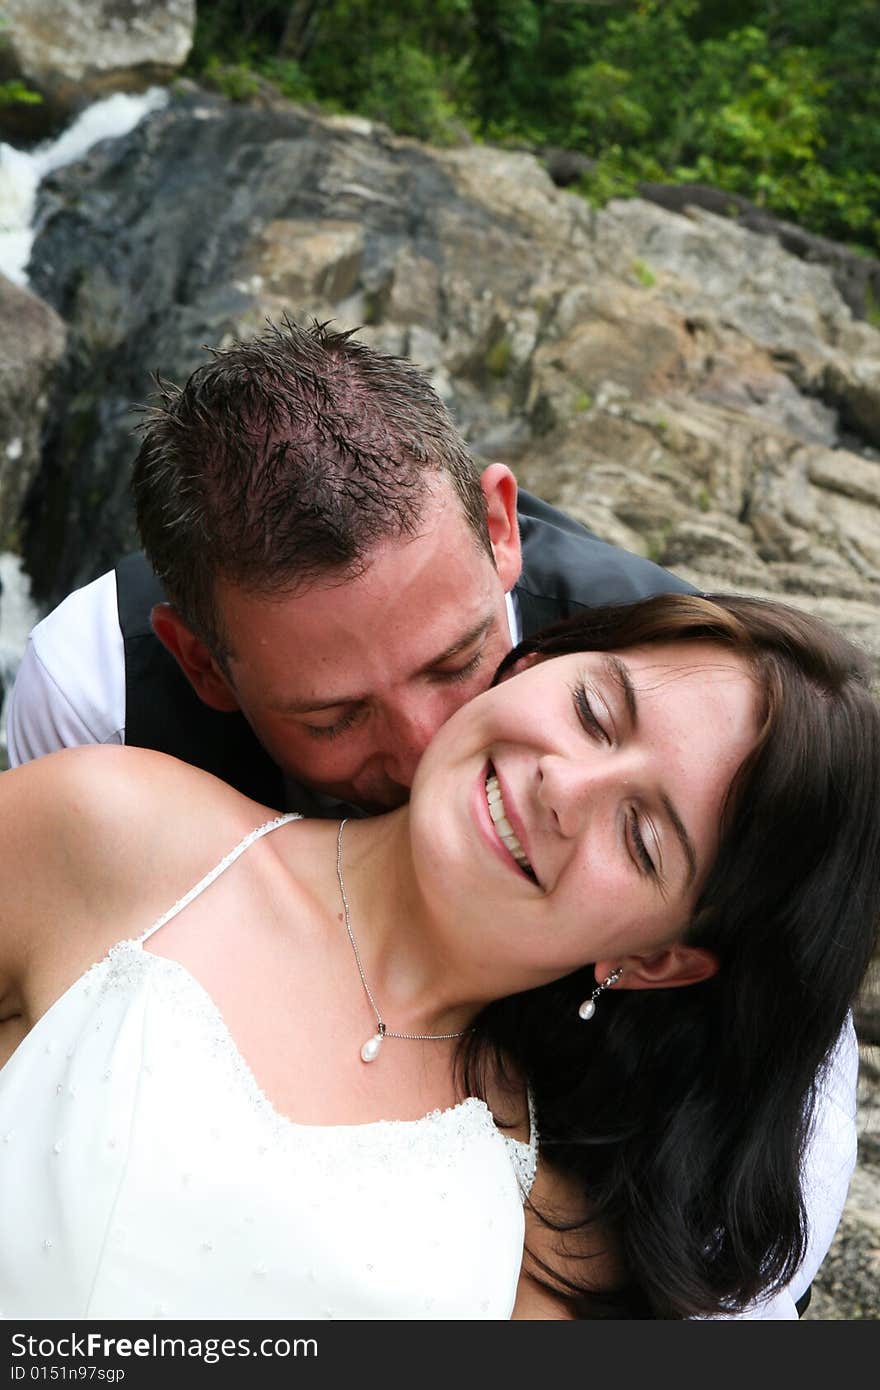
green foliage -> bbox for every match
[354,44,462,143]
[0,20,42,107]
[645,529,671,565]
[632,259,657,289]
[186,0,880,255]
[256,57,314,103]
[697,39,825,168]
[576,147,666,211]
[562,61,653,147]
[200,57,267,102]
[485,335,512,377]
[0,79,42,107]
[864,283,880,331]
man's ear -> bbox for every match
[480,463,522,592]
[593,945,719,993]
[150,603,241,713]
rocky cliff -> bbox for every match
[10,89,880,645]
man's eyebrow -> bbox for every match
[422,615,495,670]
[603,655,697,889]
[274,616,496,715]
[278,693,367,715]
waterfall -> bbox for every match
[0,86,169,287]
[0,87,170,750]
[0,553,38,757]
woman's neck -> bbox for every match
[325,809,484,1040]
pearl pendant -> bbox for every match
[360,1033,383,1063]
[578,998,596,1021]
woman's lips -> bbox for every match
[473,761,538,884]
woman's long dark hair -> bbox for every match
[462,593,880,1318]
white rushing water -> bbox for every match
[0,553,39,755]
[0,86,169,287]
[0,87,170,743]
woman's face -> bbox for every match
[409,640,760,987]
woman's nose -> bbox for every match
[536,752,623,838]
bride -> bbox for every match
[1,592,877,1319]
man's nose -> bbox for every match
[380,691,457,788]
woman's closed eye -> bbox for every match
[571,682,610,742]
[572,681,659,879]
[628,809,656,876]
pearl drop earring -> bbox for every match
[578,967,623,1020]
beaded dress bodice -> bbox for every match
[0,815,536,1320]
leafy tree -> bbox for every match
[185,0,880,253]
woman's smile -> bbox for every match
[471,762,542,887]
[485,765,539,882]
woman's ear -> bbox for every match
[497,649,543,682]
[594,946,719,992]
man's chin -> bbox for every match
[348,786,411,814]
[297,779,411,815]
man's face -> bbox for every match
[200,473,522,810]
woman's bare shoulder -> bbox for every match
[3,743,270,837]
[6,741,241,801]
[0,746,282,984]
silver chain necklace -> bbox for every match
[335,818,470,1063]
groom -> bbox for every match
[6,318,856,1317]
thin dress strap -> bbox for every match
[138,813,301,945]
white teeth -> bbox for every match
[485,773,535,878]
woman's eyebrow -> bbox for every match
[661,793,698,890]
[603,654,697,889]
[601,655,638,726]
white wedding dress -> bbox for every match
[0,815,536,1320]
